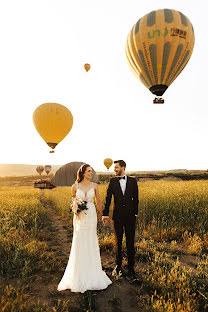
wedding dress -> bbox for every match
[57,183,112,293]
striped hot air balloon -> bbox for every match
[126,9,195,103]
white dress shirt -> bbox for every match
[119,174,127,195]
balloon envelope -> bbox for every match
[45,165,52,175]
[33,103,73,150]
[126,9,195,96]
[104,158,113,170]
[84,63,91,72]
[36,165,44,176]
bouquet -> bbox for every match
[70,198,88,214]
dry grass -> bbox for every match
[0,181,208,311]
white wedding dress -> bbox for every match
[57,183,112,293]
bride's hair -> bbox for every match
[76,164,90,183]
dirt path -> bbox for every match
[176,254,200,275]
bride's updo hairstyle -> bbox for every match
[76,164,90,183]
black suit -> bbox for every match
[103,176,139,271]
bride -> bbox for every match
[57,164,112,293]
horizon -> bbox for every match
[0,163,207,173]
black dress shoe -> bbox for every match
[127,271,142,285]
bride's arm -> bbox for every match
[71,183,76,198]
[71,184,79,215]
[94,183,103,216]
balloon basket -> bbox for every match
[153,97,164,104]
[50,151,55,153]
[34,179,56,189]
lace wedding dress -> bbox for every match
[57,183,112,293]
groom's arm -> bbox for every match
[133,179,139,216]
[102,178,113,217]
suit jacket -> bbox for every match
[103,176,139,221]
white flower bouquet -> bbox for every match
[70,198,88,214]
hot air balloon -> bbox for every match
[36,165,44,176]
[33,103,73,152]
[104,158,113,171]
[126,9,195,103]
[45,165,52,175]
[84,63,91,72]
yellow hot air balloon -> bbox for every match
[45,165,52,175]
[84,63,91,72]
[36,165,44,176]
[126,9,195,103]
[104,158,113,170]
[33,103,73,152]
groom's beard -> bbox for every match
[115,170,122,176]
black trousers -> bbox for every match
[113,216,136,271]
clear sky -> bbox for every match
[0,0,207,172]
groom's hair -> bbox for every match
[114,160,126,168]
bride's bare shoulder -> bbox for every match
[72,183,78,190]
[92,182,98,189]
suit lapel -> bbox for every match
[116,178,124,196]
[124,175,130,195]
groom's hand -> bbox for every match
[102,216,111,226]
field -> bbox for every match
[0,180,208,311]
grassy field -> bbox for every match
[0,180,208,311]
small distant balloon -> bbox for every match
[84,64,91,72]
[36,166,44,176]
[45,165,52,175]
[104,158,113,170]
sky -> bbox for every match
[0,0,207,172]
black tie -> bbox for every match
[118,176,125,180]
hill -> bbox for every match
[0,164,62,177]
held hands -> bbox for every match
[102,216,111,226]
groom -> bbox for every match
[102,160,139,280]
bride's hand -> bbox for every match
[72,200,78,213]
[75,210,81,218]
